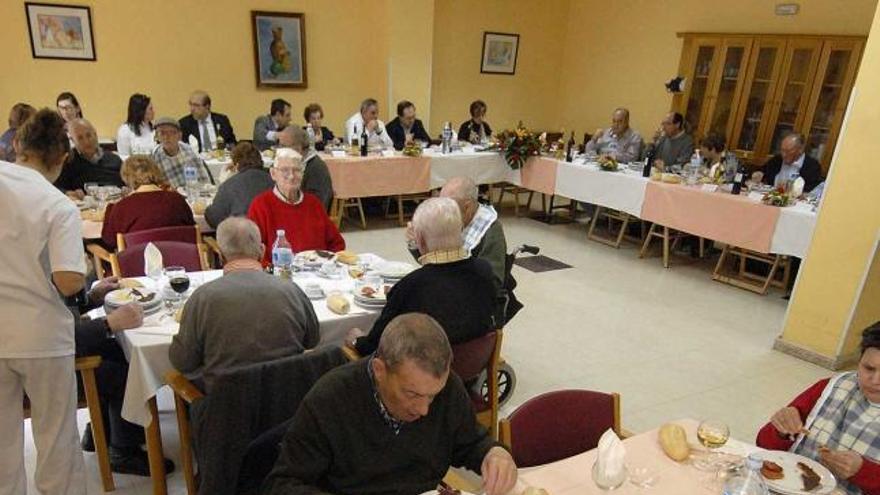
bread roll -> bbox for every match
[336,251,359,265]
[327,294,350,315]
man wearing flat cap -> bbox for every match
[151,116,211,188]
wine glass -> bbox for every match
[694,419,732,475]
[164,266,189,304]
[84,182,99,199]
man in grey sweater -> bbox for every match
[651,111,694,171]
[169,217,319,387]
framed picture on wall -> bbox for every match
[251,11,307,88]
[24,2,96,61]
[481,32,519,75]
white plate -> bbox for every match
[375,261,415,279]
[105,288,161,307]
[756,451,836,495]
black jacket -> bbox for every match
[179,112,237,152]
[54,149,124,192]
[386,117,432,150]
[760,153,823,193]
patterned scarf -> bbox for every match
[793,372,880,494]
[462,204,497,254]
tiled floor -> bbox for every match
[23,206,830,494]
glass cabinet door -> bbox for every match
[763,40,822,159]
[705,39,752,141]
[804,40,863,168]
[730,38,785,158]
[682,39,721,134]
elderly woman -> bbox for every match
[205,142,274,228]
[0,103,36,162]
[303,103,335,151]
[116,93,155,156]
[757,322,880,495]
[458,100,492,144]
[101,156,194,250]
[280,125,333,211]
[247,148,345,265]
[348,197,496,356]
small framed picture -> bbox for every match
[481,32,519,75]
[251,11,307,88]
[25,2,96,61]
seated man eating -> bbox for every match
[263,312,518,495]
[756,321,880,495]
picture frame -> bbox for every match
[251,11,307,88]
[25,2,96,61]
[481,32,519,75]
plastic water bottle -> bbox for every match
[724,153,739,183]
[184,163,199,199]
[271,229,293,279]
[441,122,453,154]
[306,125,316,151]
[687,150,702,185]
[722,455,769,495]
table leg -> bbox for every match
[146,396,168,495]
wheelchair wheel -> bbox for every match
[475,363,517,407]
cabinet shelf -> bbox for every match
[822,83,843,88]
[753,78,771,84]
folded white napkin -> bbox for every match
[144,242,164,280]
[791,176,805,199]
[188,134,199,151]
[595,428,626,485]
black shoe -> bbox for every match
[110,447,175,477]
[81,423,95,452]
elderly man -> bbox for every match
[754,133,823,193]
[265,313,517,495]
[349,197,495,356]
[651,112,694,171]
[584,108,643,163]
[386,100,432,150]
[253,99,293,151]
[344,98,394,148]
[151,117,211,188]
[757,322,880,494]
[179,90,237,152]
[279,125,333,211]
[169,217,319,386]
[54,118,124,195]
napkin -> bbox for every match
[144,242,164,281]
[594,428,626,486]
[326,294,350,315]
[791,176,805,199]
[188,134,199,151]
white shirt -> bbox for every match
[0,161,86,358]
[344,112,394,148]
[775,152,806,188]
[116,122,156,155]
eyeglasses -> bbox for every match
[273,166,303,178]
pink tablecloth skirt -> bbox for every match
[640,182,781,253]
[519,156,558,196]
[325,155,431,198]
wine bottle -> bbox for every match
[731,164,745,195]
[642,143,656,178]
[565,131,575,162]
[360,124,368,157]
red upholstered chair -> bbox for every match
[451,330,502,439]
[499,389,621,468]
[117,225,201,250]
[112,241,206,277]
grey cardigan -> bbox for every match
[204,168,274,228]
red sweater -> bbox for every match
[247,189,345,265]
[101,190,195,249]
[756,378,880,494]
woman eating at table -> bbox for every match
[115,93,155,156]
[247,148,345,265]
[205,142,274,228]
[757,322,880,495]
[699,132,728,180]
[458,99,492,144]
[303,103,335,151]
[101,156,194,250]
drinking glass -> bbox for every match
[693,419,731,472]
[95,186,110,208]
[164,266,189,301]
[84,182,99,198]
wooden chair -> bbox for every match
[24,356,115,492]
[495,183,534,217]
[588,208,644,248]
[385,192,434,226]
[499,389,622,468]
[712,246,791,295]
[330,197,366,230]
[112,240,208,277]
[87,225,208,278]
[164,371,203,495]
[639,223,704,268]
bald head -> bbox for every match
[68,118,99,157]
[611,108,630,135]
[780,133,805,165]
[439,176,479,226]
[217,217,264,262]
[189,90,211,120]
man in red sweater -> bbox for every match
[757,322,880,495]
[247,148,344,265]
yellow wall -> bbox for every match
[781,4,880,360]
[557,0,878,140]
[841,237,880,356]
[428,0,569,136]
[0,0,389,140]
[387,0,435,128]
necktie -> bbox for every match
[201,120,212,151]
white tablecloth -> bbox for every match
[770,201,818,258]
[88,266,383,426]
[426,150,513,188]
[554,160,649,217]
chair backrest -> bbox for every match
[500,389,620,468]
[118,225,200,251]
[450,331,498,382]
[114,241,204,277]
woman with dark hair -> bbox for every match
[303,103,335,151]
[116,93,156,156]
[56,92,83,123]
[0,103,36,162]
[0,108,88,492]
[757,322,880,494]
[458,100,492,144]
[205,142,274,228]
[698,133,727,179]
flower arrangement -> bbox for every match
[401,140,422,157]
[597,155,619,171]
[493,123,542,170]
[761,187,793,207]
